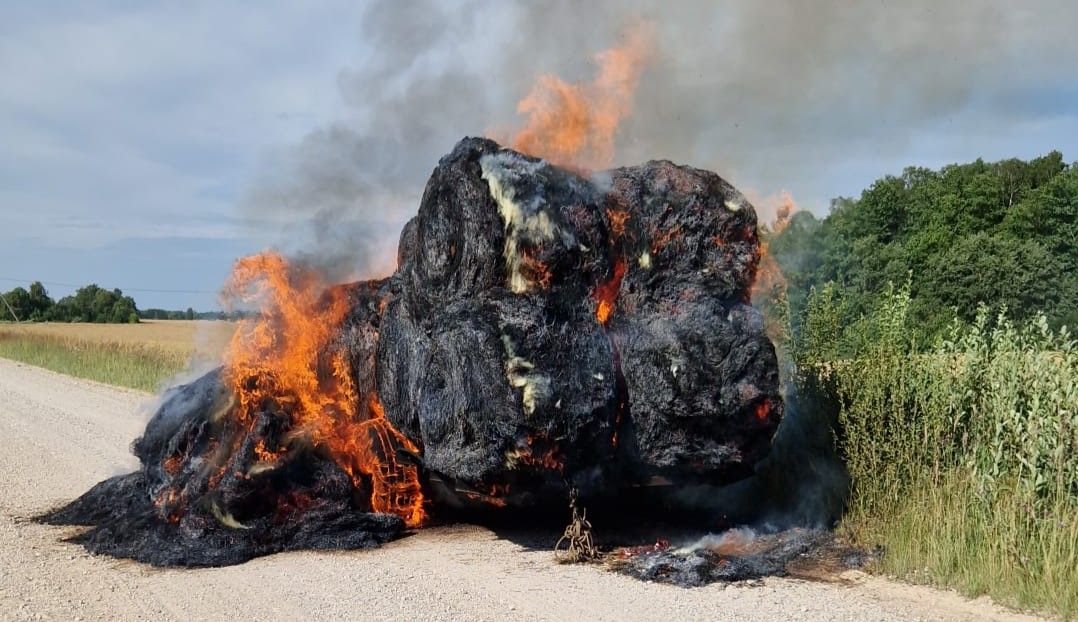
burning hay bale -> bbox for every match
[43,369,404,566]
[382,138,780,498]
[43,137,783,568]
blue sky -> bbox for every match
[2,1,1077,310]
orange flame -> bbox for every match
[748,189,796,236]
[154,487,185,524]
[222,252,425,527]
[507,21,655,170]
[594,258,627,325]
[650,225,683,255]
[516,435,565,473]
[748,191,798,348]
[162,453,183,475]
[749,190,797,300]
[702,528,761,557]
[754,400,771,422]
[519,249,553,289]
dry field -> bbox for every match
[0,320,235,392]
[0,319,235,359]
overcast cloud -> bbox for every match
[2,1,1077,309]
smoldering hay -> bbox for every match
[44,137,782,567]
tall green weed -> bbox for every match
[797,283,1077,617]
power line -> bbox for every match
[0,277,217,295]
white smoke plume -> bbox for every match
[242,0,1078,278]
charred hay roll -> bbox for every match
[45,138,783,566]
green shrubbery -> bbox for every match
[795,283,1077,617]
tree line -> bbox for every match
[0,282,240,323]
[768,151,1077,342]
[140,308,242,321]
[0,283,138,323]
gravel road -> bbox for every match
[0,358,1046,621]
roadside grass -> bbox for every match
[798,283,1078,619]
[852,473,1078,618]
[0,321,233,392]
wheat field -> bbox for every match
[0,320,235,357]
[0,320,235,391]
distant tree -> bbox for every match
[26,282,54,320]
[45,284,139,323]
[1004,165,1078,266]
[140,307,229,321]
[918,233,1062,335]
[1,287,30,321]
[852,176,908,243]
[92,288,114,323]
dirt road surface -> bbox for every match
[0,358,1046,621]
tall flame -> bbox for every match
[222,252,425,527]
[508,21,655,170]
[749,191,797,349]
[750,190,797,300]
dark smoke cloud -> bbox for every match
[242,0,1078,278]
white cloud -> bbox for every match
[0,1,367,247]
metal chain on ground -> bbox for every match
[554,487,598,563]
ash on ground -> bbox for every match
[606,528,875,587]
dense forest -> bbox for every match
[769,151,1077,341]
[139,308,235,321]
